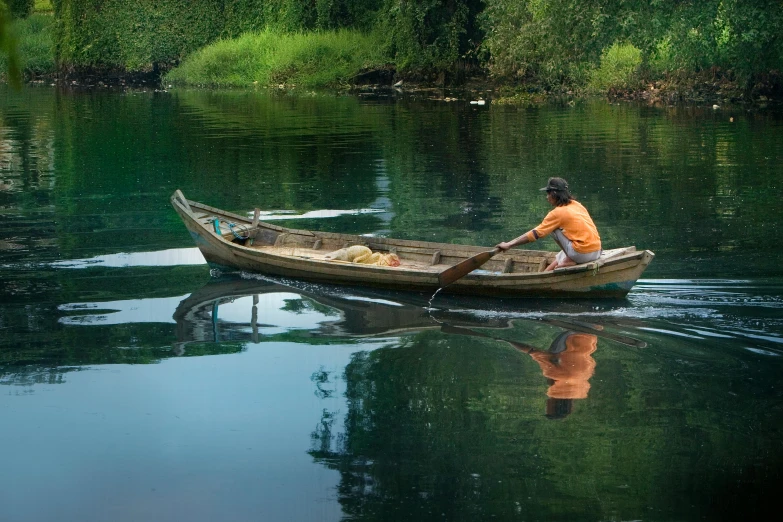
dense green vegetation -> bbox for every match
[0,3,20,86]
[52,0,224,72]
[0,12,54,77]
[0,0,53,82]
[7,0,33,18]
[3,1,782,95]
[482,0,783,93]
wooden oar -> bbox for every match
[438,247,502,288]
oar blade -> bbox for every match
[438,249,499,288]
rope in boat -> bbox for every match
[212,218,250,241]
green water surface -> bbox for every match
[1,86,781,521]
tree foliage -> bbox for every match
[378,0,484,71]
[34,0,783,89]
[7,0,33,18]
[221,0,377,36]
[51,0,486,76]
[52,0,225,71]
[481,0,783,87]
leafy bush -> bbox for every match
[164,28,388,88]
[589,42,642,92]
[647,37,675,77]
[481,0,624,87]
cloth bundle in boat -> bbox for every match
[324,245,401,267]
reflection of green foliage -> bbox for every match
[173,341,245,357]
[164,89,389,218]
[256,331,361,346]
[311,366,335,398]
[2,86,782,278]
[1,321,242,369]
[313,331,544,520]
[311,327,783,520]
[0,265,211,384]
[1,338,245,385]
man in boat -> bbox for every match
[495,177,601,271]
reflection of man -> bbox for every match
[514,331,598,419]
[441,324,598,419]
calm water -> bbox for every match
[1,85,782,521]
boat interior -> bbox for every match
[184,198,638,276]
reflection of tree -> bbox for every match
[6,87,776,276]
[311,366,337,399]
[0,267,233,386]
[3,88,782,278]
[310,326,783,520]
[310,331,548,520]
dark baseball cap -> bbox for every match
[540,177,569,192]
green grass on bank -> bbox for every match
[0,13,55,80]
[165,28,389,88]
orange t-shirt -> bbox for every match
[529,333,597,399]
[525,200,601,253]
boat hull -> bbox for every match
[172,191,654,299]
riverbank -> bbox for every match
[10,64,777,114]
[29,64,779,112]
[3,1,781,112]
[4,18,780,109]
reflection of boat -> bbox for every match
[173,277,470,344]
[171,191,655,298]
[174,276,649,349]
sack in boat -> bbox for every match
[362,252,401,267]
[324,245,400,267]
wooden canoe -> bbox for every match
[171,190,654,298]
